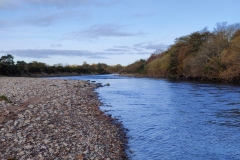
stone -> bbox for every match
[43,139,50,144]
[24,120,31,124]
[0,77,127,159]
[75,155,84,160]
[28,104,34,108]
[24,145,33,149]
[63,142,68,146]
[35,117,41,121]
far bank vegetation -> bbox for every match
[1,22,240,83]
[123,22,240,82]
[0,54,124,77]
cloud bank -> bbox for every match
[0,41,169,60]
[0,44,160,59]
[69,24,144,40]
[1,49,107,59]
[134,42,169,50]
[0,0,112,9]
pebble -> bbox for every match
[0,77,128,159]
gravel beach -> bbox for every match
[0,77,128,160]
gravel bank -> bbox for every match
[0,77,128,160]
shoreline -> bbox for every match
[0,77,128,159]
[0,72,112,78]
[119,73,240,85]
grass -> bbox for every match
[0,95,12,103]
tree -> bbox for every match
[0,54,14,65]
[220,29,240,81]
[27,61,47,73]
[16,61,27,74]
[123,59,146,74]
[16,61,27,69]
[0,54,17,75]
[214,22,240,42]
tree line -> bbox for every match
[122,22,240,83]
[0,54,124,76]
[2,22,240,82]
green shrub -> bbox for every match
[0,95,12,103]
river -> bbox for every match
[53,74,240,160]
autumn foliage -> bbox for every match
[123,22,240,82]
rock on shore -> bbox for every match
[0,77,128,160]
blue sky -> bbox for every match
[0,0,240,66]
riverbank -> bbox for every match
[120,73,240,84]
[0,77,128,159]
[0,72,82,78]
[88,74,240,159]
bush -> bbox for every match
[0,95,12,103]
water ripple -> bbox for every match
[57,75,240,160]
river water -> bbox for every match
[53,74,240,160]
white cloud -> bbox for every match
[0,8,88,29]
[0,0,117,9]
[0,0,86,9]
[131,12,155,18]
[23,15,55,27]
[101,42,169,55]
[24,0,95,8]
[0,46,152,60]
[51,44,62,48]
[0,0,18,9]
[103,45,148,54]
[1,49,107,59]
[134,41,169,50]
[69,24,144,40]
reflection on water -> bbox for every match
[53,75,240,160]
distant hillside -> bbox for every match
[122,22,240,83]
